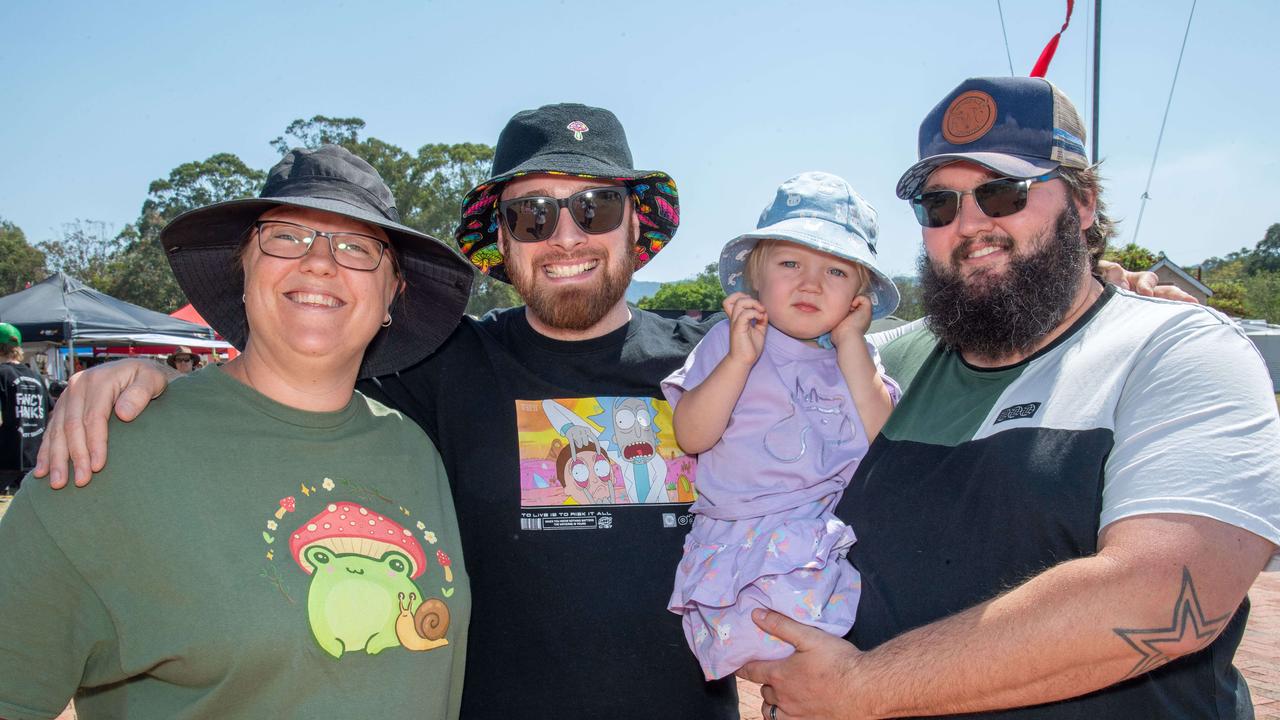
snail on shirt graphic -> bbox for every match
[290,503,450,658]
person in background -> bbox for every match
[0,322,51,495]
[165,346,203,374]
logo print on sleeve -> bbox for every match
[256,477,457,659]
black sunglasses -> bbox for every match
[498,186,630,243]
[909,171,1059,228]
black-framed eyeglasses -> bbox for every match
[254,220,390,271]
[498,186,629,243]
[909,171,1060,228]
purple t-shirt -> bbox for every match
[662,320,898,521]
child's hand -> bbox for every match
[830,296,873,348]
[723,292,767,367]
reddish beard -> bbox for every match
[504,227,637,332]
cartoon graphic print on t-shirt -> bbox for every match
[519,396,699,507]
[257,476,456,659]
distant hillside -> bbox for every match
[626,280,663,304]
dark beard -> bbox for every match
[919,202,1089,361]
[506,228,636,332]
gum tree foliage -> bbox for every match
[891,275,925,321]
[0,219,47,294]
[1207,280,1250,317]
[1103,242,1160,272]
[36,219,122,291]
[1196,223,1280,322]
[111,153,267,311]
[273,116,515,316]
[1246,223,1280,276]
[637,264,726,311]
[34,117,512,316]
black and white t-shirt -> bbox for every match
[0,362,51,474]
[844,285,1280,718]
[365,307,738,719]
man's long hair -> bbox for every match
[1058,164,1116,269]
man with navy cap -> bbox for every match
[741,77,1280,719]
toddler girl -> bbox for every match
[662,171,900,679]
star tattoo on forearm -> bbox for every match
[1113,567,1231,678]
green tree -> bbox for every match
[271,115,366,156]
[891,275,924,321]
[108,153,266,311]
[0,219,47,294]
[36,219,122,290]
[1103,242,1160,272]
[270,117,507,315]
[638,264,726,311]
[1242,271,1280,324]
[1207,280,1250,317]
[464,275,522,317]
[1245,223,1280,276]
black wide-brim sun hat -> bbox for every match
[454,103,680,284]
[161,145,474,379]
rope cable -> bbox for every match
[1132,0,1197,245]
[997,0,1016,76]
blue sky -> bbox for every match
[2,1,1277,282]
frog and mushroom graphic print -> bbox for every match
[259,476,457,659]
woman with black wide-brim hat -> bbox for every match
[0,146,474,718]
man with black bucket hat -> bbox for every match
[737,77,1280,719]
[365,103,739,718]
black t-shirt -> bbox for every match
[0,362,51,473]
[363,307,738,719]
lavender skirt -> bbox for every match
[668,495,861,679]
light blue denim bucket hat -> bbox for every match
[719,171,900,320]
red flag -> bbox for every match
[1031,0,1075,77]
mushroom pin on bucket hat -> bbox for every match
[160,144,474,379]
[455,103,680,284]
[896,76,1090,199]
[720,172,899,320]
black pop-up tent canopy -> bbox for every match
[0,272,226,349]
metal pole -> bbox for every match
[1092,0,1102,162]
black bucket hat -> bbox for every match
[455,103,680,284]
[161,144,474,379]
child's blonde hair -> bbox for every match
[741,239,872,298]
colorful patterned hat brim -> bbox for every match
[455,170,679,285]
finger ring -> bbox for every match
[770,704,779,720]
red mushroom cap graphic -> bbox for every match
[289,503,428,579]
[437,549,454,582]
[275,496,296,519]
[567,120,589,141]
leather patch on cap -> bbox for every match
[942,91,997,145]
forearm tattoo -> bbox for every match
[1113,567,1231,678]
